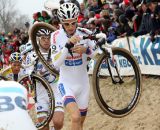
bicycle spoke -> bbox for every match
[93,48,141,117]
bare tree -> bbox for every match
[0,0,30,32]
[14,14,30,29]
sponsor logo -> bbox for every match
[65,59,82,66]
[65,54,83,66]
[53,31,59,44]
[58,83,65,97]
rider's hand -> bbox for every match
[71,45,87,54]
[68,35,81,44]
[65,35,81,54]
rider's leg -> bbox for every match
[51,83,64,130]
[52,111,64,130]
[66,101,82,130]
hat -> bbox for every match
[124,0,130,5]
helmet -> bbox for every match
[19,44,26,54]
[37,29,52,37]
[21,41,33,55]
[44,0,59,11]
[9,52,22,62]
[57,3,79,21]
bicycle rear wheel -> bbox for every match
[92,47,141,118]
[18,73,55,129]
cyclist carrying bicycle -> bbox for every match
[0,52,26,81]
[26,28,64,130]
[51,2,96,130]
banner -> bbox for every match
[88,35,160,75]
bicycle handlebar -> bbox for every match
[80,33,107,47]
[81,33,107,41]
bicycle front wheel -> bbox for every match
[18,73,55,129]
[92,47,141,118]
[30,22,59,76]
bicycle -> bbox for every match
[18,63,55,129]
[30,22,142,118]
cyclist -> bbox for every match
[26,28,64,130]
[21,41,34,68]
[0,52,25,81]
[51,2,96,130]
[0,79,37,130]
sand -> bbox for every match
[62,76,160,130]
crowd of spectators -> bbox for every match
[0,0,160,69]
[43,0,160,43]
[77,0,160,42]
[0,28,29,69]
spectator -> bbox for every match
[147,0,160,33]
[78,3,89,23]
[117,14,134,37]
[132,5,150,35]
[125,8,137,31]
[33,12,43,23]
[88,20,100,34]
[89,0,101,14]
[41,10,52,23]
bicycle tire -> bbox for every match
[30,22,59,76]
[18,73,55,129]
[92,47,141,118]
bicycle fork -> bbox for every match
[104,49,124,84]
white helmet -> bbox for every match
[37,29,52,37]
[21,41,33,55]
[57,3,79,21]
[44,0,59,11]
[19,44,26,54]
[9,52,22,62]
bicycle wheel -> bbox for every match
[18,73,55,129]
[92,47,141,118]
[30,22,59,76]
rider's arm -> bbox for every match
[51,46,69,68]
[51,39,97,67]
[25,53,34,75]
[50,31,70,68]
[0,66,12,77]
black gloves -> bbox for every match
[65,42,74,50]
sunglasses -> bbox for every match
[62,21,77,27]
[41,36,50,40]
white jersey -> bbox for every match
[25,45,63,112]
[25,47,58,84]
[0,80,37,130]
[51,27,96,88]
[51,27,96,112]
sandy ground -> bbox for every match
[62,76,160,130]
